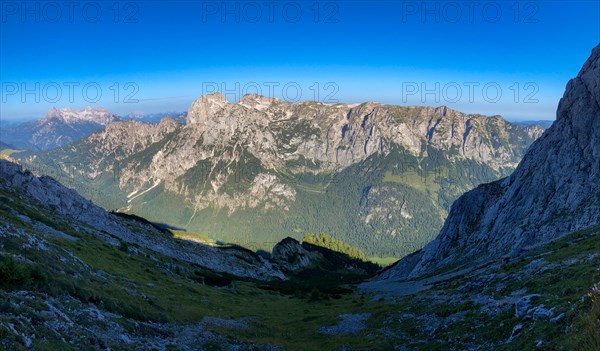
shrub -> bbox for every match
[0,255,31,289]
[564,285,600,350]
[118,240,129,253]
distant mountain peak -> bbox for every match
[187,92,229,125]
[44,106,63,118]
[39,106,118,126]
[1,106,121,151]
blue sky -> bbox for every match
[1,0,599,121]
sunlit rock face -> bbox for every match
[26,90,543,257]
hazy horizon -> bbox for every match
[0,98,559,124]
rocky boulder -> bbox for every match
[271,237,323,272]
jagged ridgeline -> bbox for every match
[21,95,544,257]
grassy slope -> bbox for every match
[0,186,389,350]
[373,226,600,350]
[1,178,598,350]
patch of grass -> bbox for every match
[564,287,600,350]
[542,226,600,263]
[368,256,399,266]
[0,255,48,291]
[170,229,216,245]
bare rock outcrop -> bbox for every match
[377,44,600,281]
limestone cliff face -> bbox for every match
[184,94,542,174]
[379,44,600,280]
[25,89,544,257]
[187,92,229,127]
[36,94,541,213]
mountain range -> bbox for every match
[22,96,545,258]
[0,44,599,350]
[0,108,187,152]
[123,111,187,124]
[1,107,120,151]
[513,120,555,129]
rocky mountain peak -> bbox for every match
[27,87,547,257]
[556,44,600,155]
[376,44,600,281]
[436,105,449,117]
[41,107,73,122]
[157,116,181,128]
[45,106,61,117]
[239,93,277,110]
[187,92,229,125]
[0,106,121,150]
[39,106,118,126]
